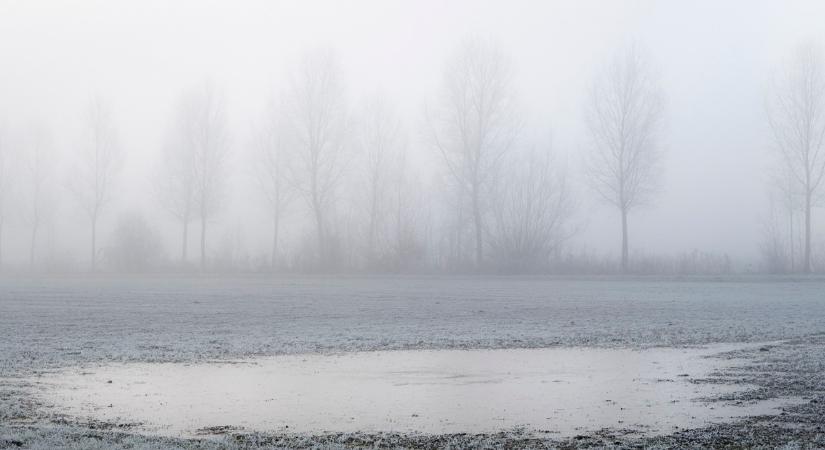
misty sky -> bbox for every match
[1,0,823,266]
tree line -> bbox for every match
[0,38,822,274]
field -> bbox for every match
[2,275,825,448]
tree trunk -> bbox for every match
[314,205,325,267]
[367,215,376,266]
[200,216,207,272]
[311,163,325,267]
[181,219,189,263]
[29,224,38,269]
[804,191,812,273]
[395,194,404,269]
[472,188,483,269]
[621,207,629,273]
[271,212,280,271]
[90,215,97,272]
[789,209,795,272]
[367,180,379,266]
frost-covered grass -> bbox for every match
[2,274,825,374]
[2,274,825,448]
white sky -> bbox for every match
[1,0,824,266]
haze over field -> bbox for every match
[5,3,825,448]
[0,0,824,272]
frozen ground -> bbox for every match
[2,275,825,448]
[2,275,825,371]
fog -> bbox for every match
[1,0,824,273]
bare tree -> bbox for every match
[760,192,791,273]
[769,164,803,271]
[283,49,348,267]
[585,45,664,272]
[388,150,426,270]
[356,94,405,266]
[158,103,197,265]
[436,174,474,269]
[0,121,13,268]
[68,97,122,271]
[489,145,574,272]
[428,38,519,268]
[23,123,54,269]
[159,85,230,270]
[251,100,294,270]
[189,85,230,271]
[767,42,825,273]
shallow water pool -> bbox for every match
[29,344,797,437]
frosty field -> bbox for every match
[2,275,825,448]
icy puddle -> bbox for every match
[31,344,797,437]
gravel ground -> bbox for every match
[1,274,825,448]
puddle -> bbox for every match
[29,344,798,437]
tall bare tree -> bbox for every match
[159,85,229,270]
[356,94,405,266]
[251,100,294,269]
[283,49,348,267]
[0,122,12,268]
[189,85,230,271]
[769,164,803,271]
[68,97,122,271]
[767,43,825,273]
[760,192,791,273]
[158,102,197,265]
[585,45,664,272]
[388,149,426,270]
[428,38,519,268]
[23,123,54,269]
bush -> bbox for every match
[105,212,164,272]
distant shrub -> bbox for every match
[105,212,164,272]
